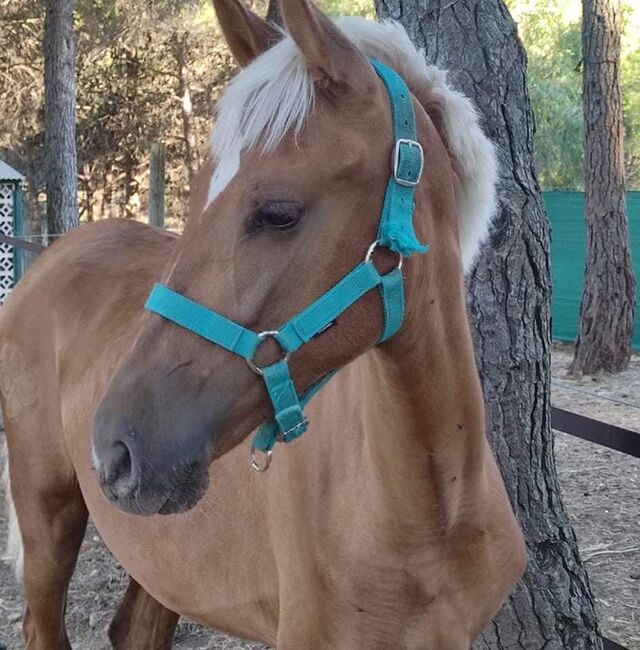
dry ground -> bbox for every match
[0,346,638,649]
[551,345,640,649]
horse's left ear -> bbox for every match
[279,0,372,90]
[213,0,281,67]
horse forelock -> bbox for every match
[207,17,498,272]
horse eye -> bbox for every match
[249,201,303,233]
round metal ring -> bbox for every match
[251,446,273,472]
[364,240,403,271]
[245,330,291,376]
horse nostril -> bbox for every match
[105,440,136,498]
[109,441,132,479]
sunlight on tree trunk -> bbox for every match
[172,31,199,187]
[43,0,78,236]
[570,0,636,377]
[373,0,602,647]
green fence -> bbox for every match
[545,190,640,350]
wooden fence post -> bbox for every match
[149,142,165,229]
[14,185,35,281]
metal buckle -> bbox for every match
[245,330,290,376]
[393,139,424,187]
[251,446,272,472]
[364,240,403,271]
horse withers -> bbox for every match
[0,0,526,647]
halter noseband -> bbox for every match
[144,60,428,471]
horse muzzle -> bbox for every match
[91,367,216,516]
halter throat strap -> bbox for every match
[144,59,427,470]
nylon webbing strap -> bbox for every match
[144,59,429,465]
[262,360,308,440]
[370,59,415,144]
[378,268,404,342]
[276,262,381,353]
[370,59,427,257]
[145,284,259,358]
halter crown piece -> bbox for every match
[145,60,428,472]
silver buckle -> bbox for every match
[393,139,424,187]
[245,330,290,376]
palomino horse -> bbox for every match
[1,0,526,647]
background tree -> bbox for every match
[2,0,639,232]
[43,0,78,235]
[373,0,602,647]
[570,0,636,376]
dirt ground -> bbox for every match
[551,345,640,649]
[0,345,638,649]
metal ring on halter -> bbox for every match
[364,240,403,271]
[245,330,291,376]
[251,446,273,472]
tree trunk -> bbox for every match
[149,142,165,229]
[173,32,199,187]
[43,0,78,236]
[373,1,601,647]
[266,0,282,26]
[570,0,635,376]
[81,162,94,222]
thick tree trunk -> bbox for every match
[570,0,635,377]
[43,0,78,236]
[373,1,601,647]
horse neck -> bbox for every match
[356,189,488,542]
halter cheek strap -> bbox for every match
[144,60,428,471]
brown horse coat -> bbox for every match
[0,3,525,648]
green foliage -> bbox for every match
[3,0,638,226]
[322,0,375,19]
[0,0,234,225]
[621,29,640,188]
[509,0,640,189]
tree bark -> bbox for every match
[173,32,199,187]
[43,0,78,236]
[149,142,165,229]
[266,0,283,26]
[570,0,635,376]
[373,1,601,647]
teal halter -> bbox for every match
[145,60,428,471]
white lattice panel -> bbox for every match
[0,183,15,303]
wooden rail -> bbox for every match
[552,407,640,459]
[0,233,45,254]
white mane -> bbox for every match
[210,17,498,273]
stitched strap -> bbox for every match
[379,268,404,342]
[370,59,415,144]
[146,284,259,359]
[253,370,337,452]
[276,262,382,353]
[259,359,308,447]
[370,59,427,257]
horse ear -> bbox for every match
[212,0,281,67]
[279,0,370,88]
